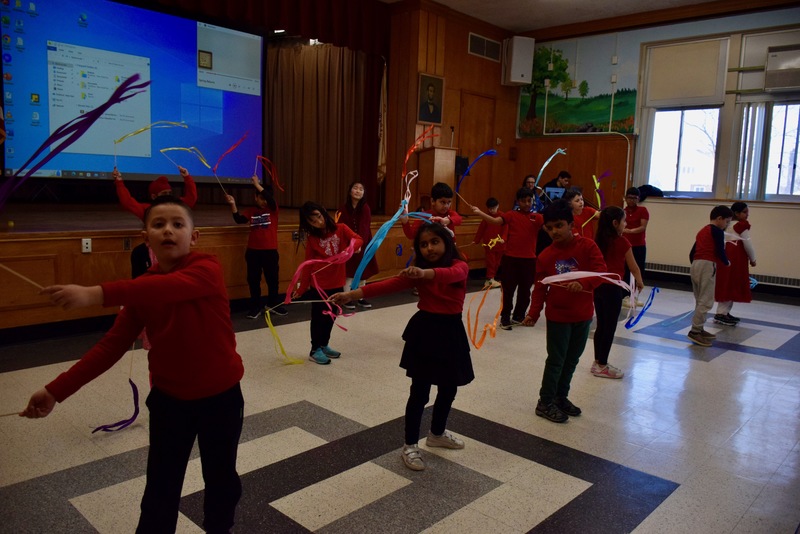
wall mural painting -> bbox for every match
[517,37,637,138]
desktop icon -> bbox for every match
[31,111,39,121]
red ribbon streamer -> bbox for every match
[212,131,248,173]
[256,156,285,192]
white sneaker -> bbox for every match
[622,296,631,308]
[425,430,465,449]
[401,445,425,471]
[591,360,624,379]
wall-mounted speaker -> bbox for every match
[502,36,535,86]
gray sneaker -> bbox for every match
[426,430,465,449]
[401,445,425,471]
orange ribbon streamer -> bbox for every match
[465,285,502,349]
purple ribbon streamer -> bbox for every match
[624,286,659,329]
[92,378,140,433]
[0,74,151,211]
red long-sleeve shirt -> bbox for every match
[115,174,198,221]
[233,205,279,249]
[361,260,468,314]
[298,224,363,293]
[528,236,607,324]
[46,253,243,402]
[500,209,543,258]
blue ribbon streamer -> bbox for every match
[624,287,659,329]
[534,148,567,188]
[395,244,403,256]
[350,202,432,289]
[749,276,758,289]
[456,149,497,192]
[405,252,415,268]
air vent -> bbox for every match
[764,44,800,92]
[468,33,501,62]
[647,263,800,288]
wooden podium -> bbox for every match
[415,146,457,210]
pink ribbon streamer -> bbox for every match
[0,74,151,211]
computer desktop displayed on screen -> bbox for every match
[2,0,263,184]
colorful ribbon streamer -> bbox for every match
[750,276,758,289]
[534,148,567,188]
[114,121,187,145]
[401,126,437,189]
[160,146,212,168]
[624,287,660,329]
[465,285,502,349]
[456,149,497,192]
[264,309,304,365]
[212,131,248,173]
[255,156,285,192]
[0,74,150,211]
[91,378,139,433]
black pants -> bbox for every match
[136,384,244,534]
[405,379,458,445]
[302,286,342,354]
[625,245,646,284]
[245,248,280,311]
[593,284,624,366]
[499,256,537,322]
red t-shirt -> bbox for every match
[46,253,243,402]
[361,261,468,314]
[298,224,364,293]
[528,236,607,324]
[403,209,462,241]
[572,207,598,239]
[241,206,278,249]
[500,210,543,258]
[602,235,632,279]
[624,205,649,247]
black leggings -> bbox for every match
[593,284,624,365]
[404,379,457,445]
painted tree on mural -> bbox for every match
[522,46,569,120]
[579,80,589,99]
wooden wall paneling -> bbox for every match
[435,16,446,76]
[426,13,438,72]
[456,91,496,215]
[0,255,56,310]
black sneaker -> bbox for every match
[713,314,737,326]
[726,313,741,323]
[357,299,372,309]
[499,321,512,331]
[246,309,261,319]
[554,397,582,416]
[343,302,356,310]
[536,400,568,423]
[270,306,288,317]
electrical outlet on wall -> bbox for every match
[81,238,92,253]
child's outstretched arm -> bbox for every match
[178,166,198,208]
[330,288,364,305]
[251,174,265,193]
[40,285,103,310]
[227,195,249,224]
[470,205,503,225]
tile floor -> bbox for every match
[1,284,799,533]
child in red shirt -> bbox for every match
[472,196,507,289]
[293,201,363,365]
[472,188,543,330]
[714,202,756,326]
[622,187,649,299]
[331,223,473,472]
[227,174,286,319]
[401,182,462,241]
[564,188,598,239]
[524,200,606,423]
[338,181,378,310]
[21,197,245,533]
[592,207,643,379]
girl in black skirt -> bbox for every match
[331,223,473,471]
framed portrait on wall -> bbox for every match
[418,73,444,125]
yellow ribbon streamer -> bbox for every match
[159,146,212,169]
[114,121,187,144]
[264,309,304,365]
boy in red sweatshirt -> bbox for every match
[523,200,607,423]
[20,196,245,533]
[687,205,733,347]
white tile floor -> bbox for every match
[1,286,799,533]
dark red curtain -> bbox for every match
[117,0,390,211]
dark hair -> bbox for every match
[595,206,624,256]
[143,195,192,226]
[562,188,582,204]
[626,187,640,198]
[731,201,748,214]
[344,181,366,214]
[413,223,460,268]
[256,188,277,210]
[516,187,534,200]
[430,182,454,200]
[486,197,499,208]
[299,201,337,238]
[543,199,573,224]
[557,170,571,180]
[710,205,734,220]
[522,174,536,186]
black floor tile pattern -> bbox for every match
[179,404,678,533]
